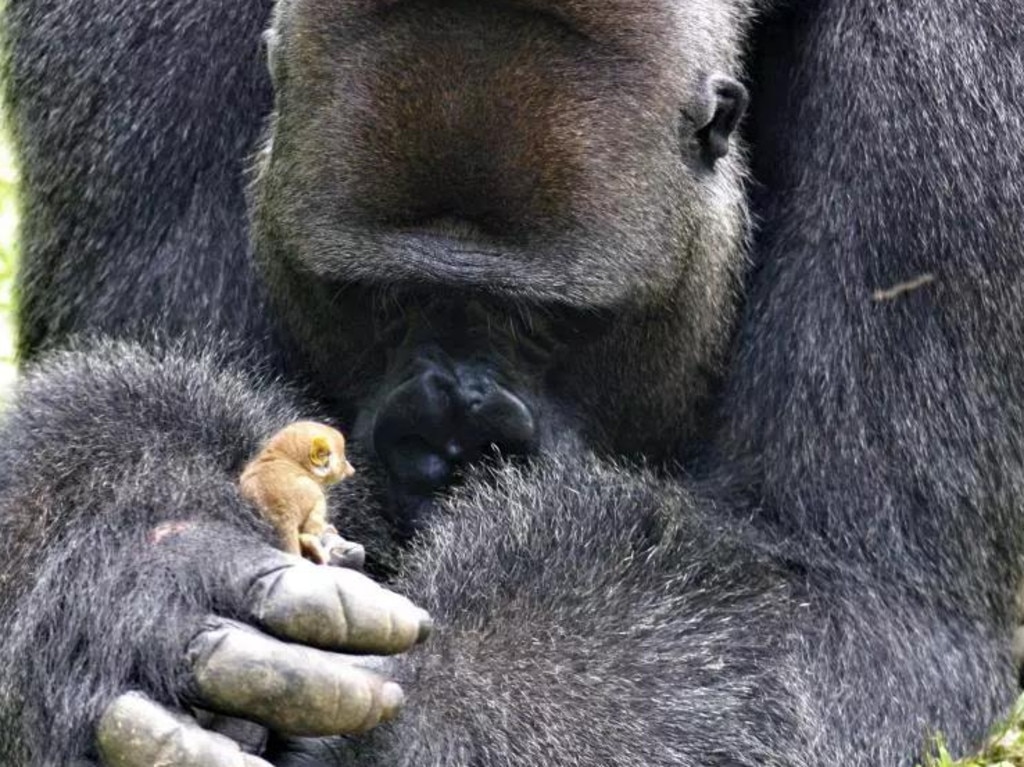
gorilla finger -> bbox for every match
[96,692,273,767]
[246,558,432,653]
[193,710,270,754]
[188,620,406,736]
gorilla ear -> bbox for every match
[694,74,749,165]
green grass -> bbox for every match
[923,696,1024,767]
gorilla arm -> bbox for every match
[0,345,1013,767]
[273,456,1015,767]
[0,340,431,766]
[337,456,807,767]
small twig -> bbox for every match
[872,273,936,302]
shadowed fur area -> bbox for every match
[1,0,1024,765]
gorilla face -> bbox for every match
[252,0,752,530]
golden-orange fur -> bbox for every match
[239,421,355,563]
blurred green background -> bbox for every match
[0,111,17,398]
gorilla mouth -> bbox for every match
[402,214,499,243]
[370,228,576,302]
[402,242,507,277]
[388,232,511,279]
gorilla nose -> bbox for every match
[372,352,537,530]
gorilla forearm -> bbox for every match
[391,458,801,766]
[794,572,1015,765]
[283,457,1015,767]
[274,455,803,767]
[0,353,1012,766]
[0,337,303,560]
[0,341,294,760]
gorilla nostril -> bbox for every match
[472,386,537,450]
[373,364,455,454]
[370,350,539,533]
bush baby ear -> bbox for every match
[309,437,332,467]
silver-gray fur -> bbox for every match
[0,0,1023,765]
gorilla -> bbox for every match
[1,0,1024,765]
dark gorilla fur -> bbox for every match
[1,0,1024,765]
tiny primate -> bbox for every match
[240,421,358,565]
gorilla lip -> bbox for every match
[374,230,578,302]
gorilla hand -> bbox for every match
[95,534,431,767]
